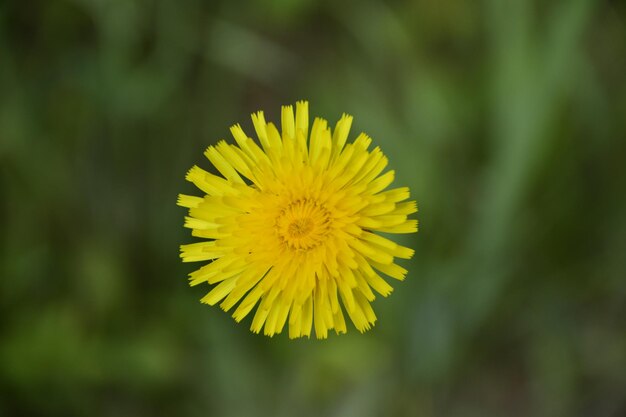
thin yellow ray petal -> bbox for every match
[345,296,370,332]
[274,299,291,335]
[331,113,353,162]
[233,286,264,322]
[355,291,377,324]
[393,201,418,216]
[354,154,388,187]
[295,101,309,141]
[295,128,309,161]
[348,239,394,265]
[301,296,314,338]
[379,187,410,203]
[251,111,270,151]
[201,276,239,306]
[180,241,224,263]
[215,141,255,181]
[314,288,328,339]
[370,214,408,228]
[333,307,347,335]
[221,266,269,311]
[230,124,257,161]
[337,277,355,313]
[188,256,236,285]
[177,194,203,208]
[376,219,419,234]
[360,231,415,259]
[354,270,375,301]
[359,202,396,217]
[251,304,269,334]
[265,122,283,153]
[281,104,295,139]
[289,305,303,339]
[205,145,244,184]
[370,260,408,281]
[349,147,384,186]
[308,117,328,165]
[264,300,282,337]
[185,166,233,196]
[366,170,395,194]
[191,228,227,239]
[183,216,220,231]
[353,252,394,296]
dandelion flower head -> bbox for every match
[178,101,417,339]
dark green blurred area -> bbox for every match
[1,0,625,415]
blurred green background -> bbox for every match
[1,0,625,416]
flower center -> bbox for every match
[276,198,331,251]
[288,218,314,238]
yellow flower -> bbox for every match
[178,101,417,339]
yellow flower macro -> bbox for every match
[178,101,418,339]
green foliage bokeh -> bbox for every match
[1,0,625,416]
